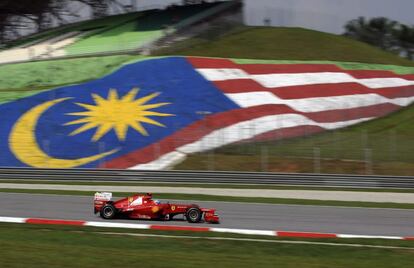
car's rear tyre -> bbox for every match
[100,203,116,219]
[186,207,202,223]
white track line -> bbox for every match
[98,232,414,250]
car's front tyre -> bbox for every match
[186,207,202,223]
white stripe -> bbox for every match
[211,227,276,236]
[359,78,414,89]
[226,92,414,112]
[254,73,414,89]
[84,221,151,229]
[0,216,26,223]
[196,68,250,81]
[337,234,403,240]
[253,72,356,88]
[196,68,414,89]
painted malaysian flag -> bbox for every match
[0,57,413,169]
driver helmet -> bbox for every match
[154,200,161,205]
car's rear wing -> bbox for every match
[94,192,112,214]
[94,192,112,201]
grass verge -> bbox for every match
[1,188,413,209]
[0,223,414,268]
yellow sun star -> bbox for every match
[65,88,174,141]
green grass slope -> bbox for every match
[0,55,144,104]
[156,26,414,66]
[65,16,161,55]
[65,3,220,55]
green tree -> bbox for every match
[344,17,399,51]
[395,24,414,60]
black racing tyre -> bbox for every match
[186,207,202,223]
[100,204,116,219]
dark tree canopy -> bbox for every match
[0,0,127,43]
[344,17,414,60]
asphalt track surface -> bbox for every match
[1,192,413,236]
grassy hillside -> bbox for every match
[66,4,214,55]
[0,55,144,104]
[156,26,414,67]
[64,20,159,55]
[6,3,221,56]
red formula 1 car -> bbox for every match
[94,192,220,224]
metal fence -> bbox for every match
[0,167,413,189]
[177,126,413,176]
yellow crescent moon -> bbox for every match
[9,98,118,168]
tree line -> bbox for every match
[344,17,414,60]
[0,0,128,43]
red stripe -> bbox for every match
[150,225,210,232]
[404,237,414,240]
[214,79,268,93]
[26,218,86,226]
[240,63,343,74]
[346,70,413,79]
[242,65,414,80]
[187,57,238,68]
[103,102,399,168]
[214,80,414,99]
[187,56,414,80]
[277,231,338,238]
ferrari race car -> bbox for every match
[94,192,220,224]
